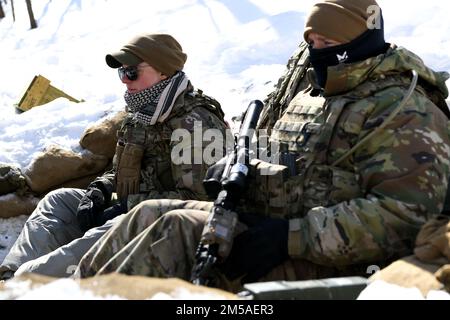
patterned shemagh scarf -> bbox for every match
[124,71,190,126]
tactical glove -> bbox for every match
[116,143,144,199]
[203,156,228,199]
[93,199,128,227]
[218,214,289,284]
[203,157,261,201]
[90,177,114,204]
[76,187,106,233]
[76,178,114,232]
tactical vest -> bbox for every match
[246,73,420,219]
[116,89,224,196]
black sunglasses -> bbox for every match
[118,65,140,81]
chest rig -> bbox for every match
[116,89,224,195]
[246,71,422,219]
[116,113,174,194]
[246,90,360,218]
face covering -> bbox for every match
[308,15,389,88]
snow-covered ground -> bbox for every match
[0,277,229,300]
[0,215,28,264]
[358,281,450,300]
[1,0,450,299]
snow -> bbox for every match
[1,0,450,299]
[358,280,450,300]
[0,278,124,300]
[149,287,229,300]
[0,277,230,300]
[0,215,28,265]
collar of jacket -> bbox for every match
[322,44,449,98]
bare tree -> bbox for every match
[25,0,37,29]
[10,0,15,22]
[0,1,5,19]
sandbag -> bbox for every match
[414,215,450,265]
[23,145,109,194]
[0,273,237,300]
[0,193,40,218]
[55,172,109,191]
[369,255,443,296]
[435,264,450,292]
[79,111,126,159]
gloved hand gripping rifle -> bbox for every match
[191,100,264,287]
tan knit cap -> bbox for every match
[304,0,380,44]
[106,33,187,77]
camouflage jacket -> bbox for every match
[248,44,450,267]
[101,83,228,210]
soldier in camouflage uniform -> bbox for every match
[0,34,228,280]
[75,0,450,291]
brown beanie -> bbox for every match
[304,0,380,44]
[106,33,187,77]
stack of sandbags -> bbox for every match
[23,146,109,194]
[0,111,126,219]
[23,111,126,195]
[79,111,126,159]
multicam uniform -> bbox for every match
[75,44,450,290]
[106,85,227,208]
[0,83,228,279]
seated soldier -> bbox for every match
[74,0,450,292]
[0,33,228,280]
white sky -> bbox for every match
[0,0,450,299]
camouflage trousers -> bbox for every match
[74,199,213,280]
[75,199,354,292]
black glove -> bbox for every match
[203,156,228,199]
[90,178,114,204]
[97,199,128,226]
[218,214,289,284]
[76,178,114,233]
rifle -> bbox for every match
[191,100,264,286]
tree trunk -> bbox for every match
[26,0,37,29]
[0,2,5,19]
[10,0,15,22]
